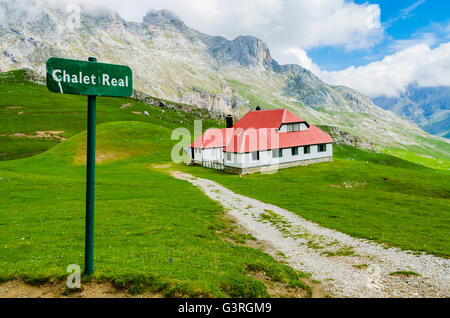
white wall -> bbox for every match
[224,144,333,169]
[203,148,224,161]
[192,147,224,162]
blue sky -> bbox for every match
[310,0,450,70]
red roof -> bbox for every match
[190,109,333,152]
[233,109,304,130]
[191,128,234,149]
[223,125,333,153]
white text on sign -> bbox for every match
[52,70,130,87]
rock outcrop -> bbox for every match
[211,35,275,69]
[132,90,226,120]
[320,125,374,151]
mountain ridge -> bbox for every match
[373,85,450,139]
[0,3,448,164]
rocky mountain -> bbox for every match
[373,85,450,139]
[0,2,448,160]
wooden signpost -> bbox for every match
[46,57,133,275]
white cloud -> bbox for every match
[1,0,383,70]
[320,42,450,98]
[7,0,381,53]
[279,48,321,74]
[71,0,384,67]
[140,0,383,52]
[383,0,426,29]
[387,32,437,51]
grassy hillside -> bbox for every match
[0,70,222,161]
[0,121,312,297]
[180,146,450,257]
[0,69,449,298]
[0,70,313,296]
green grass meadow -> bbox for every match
[0,121,312,297]
[0,71,310,297]
[0,70,449,298]
[180,146,450,257]
[0,70,222,161]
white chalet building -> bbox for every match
[190,109,333,174]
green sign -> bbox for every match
[46,57,133,97]
[45,56,134,276]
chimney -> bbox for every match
[226,115,233,128]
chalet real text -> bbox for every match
[52,69,130,88]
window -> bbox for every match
[304,146,311,154]
[291,147,299,156]
[318,144,327,152]
[252,151,260,161]
[287,123,301,132]
[273,149,283,158]
[226,153,231,161]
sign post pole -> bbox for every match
[46,56,133,276]
[85,57,97,275]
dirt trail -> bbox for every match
[171,171,450,298]
[0,280,160,298]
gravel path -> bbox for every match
[171,171,450,298]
